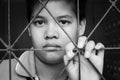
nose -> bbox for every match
[44,23,59,40]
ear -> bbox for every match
[28,27,31,37]
[78,19,86,36]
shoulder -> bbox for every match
[0,59,26,80]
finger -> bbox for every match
[65,42,75,52]
[64,42,75,66]
[63,55,73,66]
[89,43,104,73]
[85,40,95,58]
[65,42,75,59]
[95,42,104,59]
[78,36,87,48]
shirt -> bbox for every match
[15,51,69,80]
[15,50,39,80]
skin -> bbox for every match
[28,0,104,80]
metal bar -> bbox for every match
[0,52,8,64]
[77,0,81,79]
[8,0,11,46]
[1,46,120,52]
[78,47,120,51]
[0,49,8,51]
[78,52,81,80]
[87,4,113,39]
[0,37,8,48]
[114,5,120,14]
[87,58,105,80]
[102,47,120,50]
[8,0,12,79]
[8,51,12,80]
[10,48,65,51]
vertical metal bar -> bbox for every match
[78,52,81,80]
[77,0,80,35]
[8,0,11,49]
[8,0,11,80]
[77,0,81,80]
[9,51,12,80]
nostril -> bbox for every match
[44,29,59,40]
[44,35,58,40]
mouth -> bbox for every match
[43,44,62,51]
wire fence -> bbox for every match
[0,0,120,80]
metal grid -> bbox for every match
[0,0,120,80]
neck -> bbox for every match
[34,55,67,80]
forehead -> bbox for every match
[32,0,75,17]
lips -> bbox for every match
[43,44,61,51]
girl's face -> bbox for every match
[29,0,84,64]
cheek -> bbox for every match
[30,27,44,47]
[63,27,78,42]
[60,27,78,49]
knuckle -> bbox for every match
[78,36,87,48]
[78,36,87,42]
[65,42,74,51]
[95,42,105,49]
[87,40,95,47]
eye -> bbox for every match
[59,20,71,26]
[33,19,45,27]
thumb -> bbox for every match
[64,42,75,65]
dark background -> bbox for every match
[0,0,120,80]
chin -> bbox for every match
[38,56,64,65]
[45,53,64,65]
[45,58,63,65]
[35,51,65,65]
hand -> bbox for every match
[64,36,104,80]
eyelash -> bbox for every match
[33,19,71,27]
[33,20,45,27]
[59,20,71,26]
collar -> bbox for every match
[15,51,69,80]
[15,50,36,77]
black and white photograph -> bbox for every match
[0,0,120,80]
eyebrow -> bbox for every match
[35,16,46,19]
[57,15,73,19]
[32,15,73,20]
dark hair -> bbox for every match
[26,0,86,22]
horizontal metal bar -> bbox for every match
[0,47,120,52]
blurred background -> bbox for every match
[0,0,120,80]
